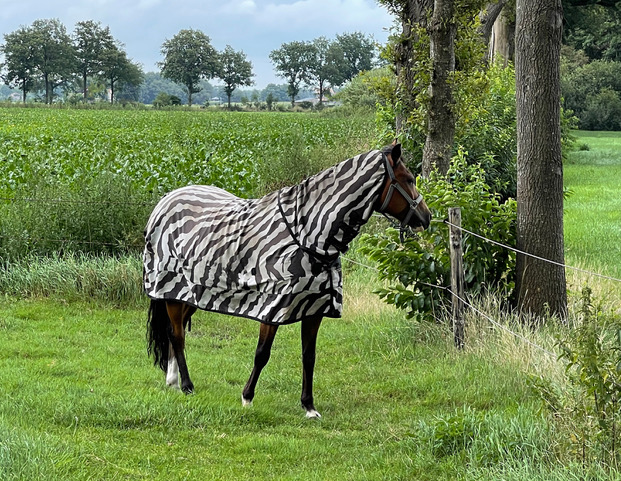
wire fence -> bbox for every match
[343,213,621,359]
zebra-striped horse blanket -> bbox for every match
[143,149,387,325]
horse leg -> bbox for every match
[242,322,279,407]
[301,316,323,418]
[165,301,196,394]
[166,341,180,389]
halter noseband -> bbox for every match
[378,153,424,232]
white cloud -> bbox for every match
[219,0,258,15]
[254,0,392,36]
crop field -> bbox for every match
[0,107,375,198]
[0,109,620,480]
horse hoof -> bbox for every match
[241,395,253,407]
[305,409,322,419]
[181,384,194,395]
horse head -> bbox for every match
[377,143,432,231]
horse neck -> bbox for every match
[279,150,385,257]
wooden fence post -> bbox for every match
[449,207,465,349]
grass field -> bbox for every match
[564,131,621,280]
[0,269,569,481]
[1,115,621,479]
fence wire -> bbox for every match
[444,219,621,284]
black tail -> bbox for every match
[147,299,170,372]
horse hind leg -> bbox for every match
[166,341,180,389]
[242,322,279,407]
[166,302,196,394]
[301,316,323,418]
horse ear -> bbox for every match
[391,143,402,162]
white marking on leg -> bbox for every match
[241,395,253,407]
[305,409,321,419]
[166,343,180,389]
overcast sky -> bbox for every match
[0,0,396,89]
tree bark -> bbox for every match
[394,0,433,135]
[488,7,515,65]
[479,0,509,46]
[479,0,511,63]
[421,0,456,177]
[515,0,567,319]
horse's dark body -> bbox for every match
[145,143,431,418]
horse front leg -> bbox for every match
[242,322,279,407]
[166,302,196,394]
[301,316,323,418]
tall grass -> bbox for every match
[0,253,144,305]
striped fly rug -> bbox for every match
[143,149,387,325]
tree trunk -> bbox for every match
[515,0,567,319]
[479,0,510,63]
[394,0,433,135]
[488,8,515,65]
[83,72,88,100]
[44,73,51,104]
[421,0,456,177]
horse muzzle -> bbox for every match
[400,196,432,231]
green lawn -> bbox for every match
[564,131,621,279]
[0,268,569,480]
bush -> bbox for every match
[529,287,621,469]
[152,92,182,108]
[359,150,516,320]
[562,59,621,130]
[581,88,621,131]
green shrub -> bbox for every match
[377,62,519,199]
[562,59,621,130]
[581,88,621,131]
[529,286,621,469]
[359,150,516,320]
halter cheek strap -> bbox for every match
[378,153,424,230]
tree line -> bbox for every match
[0,19,376,107]
[0,19,142,104]
[157,28,375,107]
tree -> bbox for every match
[0,26,38,103]
[378,0,433,134]
[515,0,567,319]
[30,19,76,104]
[159,29,219,106]
[270,41,315,106]
[304,37,348,104]
[335,32,376,81]
[218,45,254,109]
[422,0,457,177]
[563,1,621,61]
[100,45,143,103]
[73,20,115,100]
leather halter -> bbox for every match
[378,153,424,230]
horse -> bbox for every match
[144,143,431,418]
